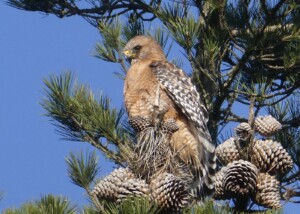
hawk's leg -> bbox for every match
[151,107,179,134]
[151,106,167,131]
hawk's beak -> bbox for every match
[123,50,135,58]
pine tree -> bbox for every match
[3,195,77,214]
[6,0,300,213]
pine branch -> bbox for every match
[3,195,77,214]
[230,83,299,101]
[231,23,294,37]
[105,197,160,214]
[65,151,99,189]
[6,0,157,25]
[65,151,106,212]
[41,71,130,164]
[183,200,230,214]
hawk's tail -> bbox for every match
[191,134,216,202]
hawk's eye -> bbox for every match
[133,45,142,51]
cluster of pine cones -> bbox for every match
[214,115,293,209]
[92,168,189,211]
[91,129,190,211]
[91,115,293,211]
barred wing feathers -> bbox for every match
[150,61,216,198]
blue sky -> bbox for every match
[0,2,299,213]
[1,4,122,211]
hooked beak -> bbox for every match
[123,49,135,58]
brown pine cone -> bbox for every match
[150,173,189,211]
[216,138,240,165]
[213,166,229,200]
[251,139,293,175]
[223,160,258,197]
[235,122,252,143]
[254,115,282,137]
[254,173,281,209]
[92,168,149,201]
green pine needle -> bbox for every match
[101,197,160,214]
[66,151,99,189]
[3,195,77,214]
[41,71,128,164]
[95,20,123,62]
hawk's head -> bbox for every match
[123,35,165,62]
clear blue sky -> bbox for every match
[0,3,122,211]
[0,2,298,213]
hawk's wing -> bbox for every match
[150,61,214,151]
[150,61,216,198]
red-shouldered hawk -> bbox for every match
[123,35,216,201]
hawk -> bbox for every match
[123,35,216,201]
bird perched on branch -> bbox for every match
[123,35,216,201]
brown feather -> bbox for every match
[123,35,215,202]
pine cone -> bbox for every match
[254,115,282,137]
[252,140,293,175]
[150,173,189,211]
[235,122,252,142]
[129,116,151,132]
[216,138,240,165]
[92,168,149,201]
[254,173,281,209]
[117,178,150,201]
[223,160,258,197]
[213,166,228,200]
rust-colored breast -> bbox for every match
[124,60,177,120]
